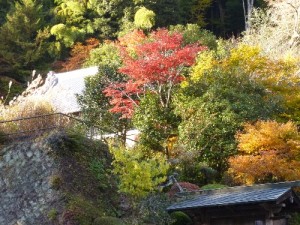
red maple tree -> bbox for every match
[103,29,206,118]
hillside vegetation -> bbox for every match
[1,0,300,224]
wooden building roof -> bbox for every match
[167,181,300,212]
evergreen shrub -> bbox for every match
[170,211,193,225]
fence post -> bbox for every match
[59,113,62,129]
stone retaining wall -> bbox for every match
[0,138,64,225]
[0,131,112,225]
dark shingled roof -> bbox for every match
[167,181,300,212]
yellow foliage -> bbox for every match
[229,120,300,184]
[167,135,178,153]
[110,145,169,198]
[134,7,155,30]
[188,44,300,121]
[190,50,215,83]
[191,44,299,87]
[225,45,272,76]
[236,121,299,154]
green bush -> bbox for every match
[94,216,125,225]
[201,183,227,190]
[290,212,300,225]
[170,211,193,225]
[67,195,104,225]
[169,24,217,49]
[89,158,111,189]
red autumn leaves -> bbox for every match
[103,29,206,118]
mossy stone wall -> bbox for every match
[0,131,115,225]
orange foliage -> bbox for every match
[118,29,146,51]
[228,120,300,185]
[57,38,99,72]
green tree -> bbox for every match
[133,93,180,153]
[51,0,131,51]
[51,0,97,49]
[151,0,182,27]
[92,0,131,39]
[190,0,213,27]
[0,0,11,25]
[178,0,195,24]
[134,7,155,30]
[189,44,300,124]
[169,23,217,49]
[118,0,184,36]
[78,42,130,143]
[122,0,186,30]
[175,69,281,175]
[0,0,51,81]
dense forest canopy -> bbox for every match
[0,0,299,160]
[1,2,300,223]
[1,0,300,175]
[0,0,267,83]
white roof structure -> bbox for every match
[32,66,98,114]
[17,66,141,147]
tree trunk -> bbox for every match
[242,0,255,31]
[216,0,226,36]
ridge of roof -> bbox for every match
[167,181,300,211]
[53,66,98,79]
[180,180,300,197]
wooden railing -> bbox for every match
[0,113,102,141]
[0,113,139,146]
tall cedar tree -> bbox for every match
[103,29,205,119]
[0,0,50,81]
